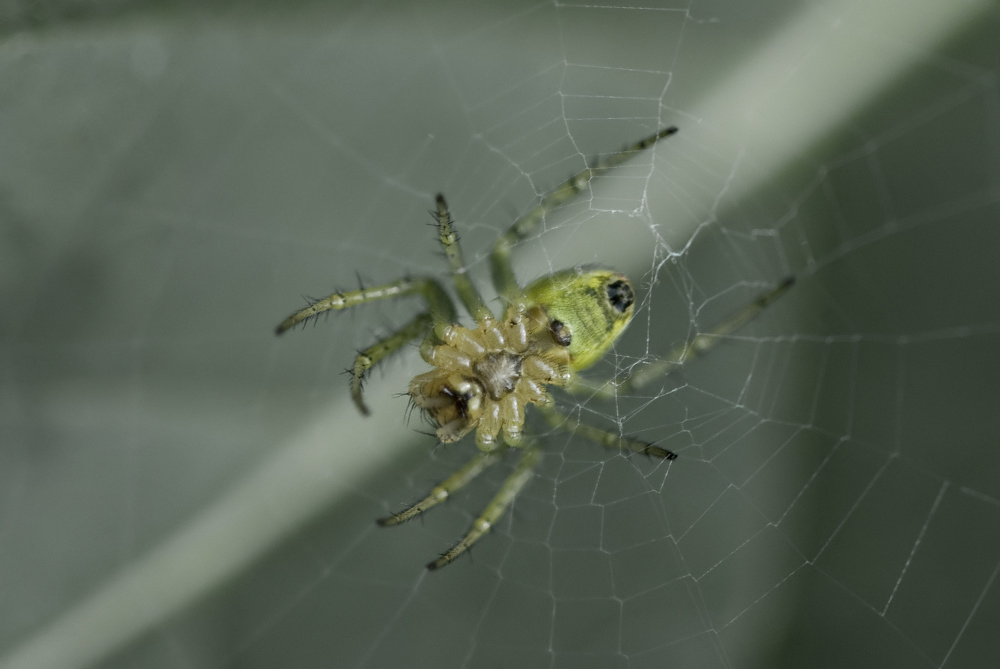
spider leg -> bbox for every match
[377,451,502,527]
[537,405,677,460]
[350,313,434,415]
[277,277,457,415]
[434,194,492,321]
[275,277,455,334]
[428,446,540,570]
[620,276,796,394]
[565,276,796,400]
[490,126,678,301]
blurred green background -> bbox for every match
[2,1,999,667]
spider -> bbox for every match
[275,126,794,570]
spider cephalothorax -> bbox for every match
[275,124,795,569]
[410,304,572,450]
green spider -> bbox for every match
[276,126,794,570]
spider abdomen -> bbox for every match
[410,305,571,451]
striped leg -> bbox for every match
[490,127,678,301]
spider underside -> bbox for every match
[275,126,794,570]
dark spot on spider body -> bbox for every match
[442,383,478,419]
[549,319,572,347]
[606,279,634,313]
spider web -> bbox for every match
[3,1,1000,667]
